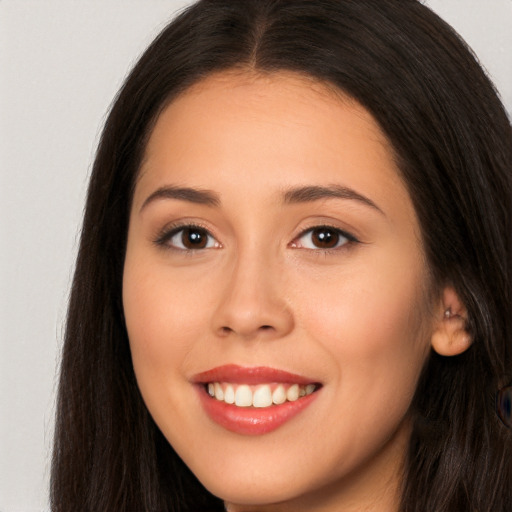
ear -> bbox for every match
[430,286,472,356]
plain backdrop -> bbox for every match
[0,1,510,510]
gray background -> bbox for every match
[1,1,510,510]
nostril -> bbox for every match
[219,324,274,336]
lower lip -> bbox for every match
[196,385,319,435]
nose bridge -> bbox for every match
[213,243,294,340]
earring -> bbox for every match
[496,385,512,428]
[444,308,452,319]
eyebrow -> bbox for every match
[139,183,383,215]
[140,185,221,212]
[283,185,384,214]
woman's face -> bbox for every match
[123,71,436,511]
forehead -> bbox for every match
[143,70,391,163]
[136,70,415,226]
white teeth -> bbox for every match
[305,384,316,395]
[214,382,224,400]
[235,385,253,407]
[224,384,235,404]
[272,385,287,405]
[253,385,272,407]
[286,384,299,402]
[207,382,317,407]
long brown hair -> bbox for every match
[51,1,512,510]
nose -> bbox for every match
[212,251,294,341]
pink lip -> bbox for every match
[192,365,321,435]
[191,364,316,385]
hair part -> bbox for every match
[51,1,512,510]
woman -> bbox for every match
[51,0,512,510]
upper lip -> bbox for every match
[191,364,318,385]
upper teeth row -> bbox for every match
[207,382,316,408]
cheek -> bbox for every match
[294,252,431,414]
[122,258,208,386]
[122,257,219,444]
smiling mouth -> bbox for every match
[204,382,318,408]
[192,365,322,434]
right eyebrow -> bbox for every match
[139,185,221,213]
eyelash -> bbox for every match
[153,223,359,252]
[154,222,220,251]
[291,225,359,252]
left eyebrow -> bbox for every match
[282,185,384,215]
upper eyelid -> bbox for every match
[154,222,218,246]
[294,225,359,242]
[157,220,213,236]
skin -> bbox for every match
[123,70,442,511]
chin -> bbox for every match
[202,475,312,510]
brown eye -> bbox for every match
[310,227,341,248]
[294,226,354,250]
[181,227,209,249]
[159,225,219,250]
